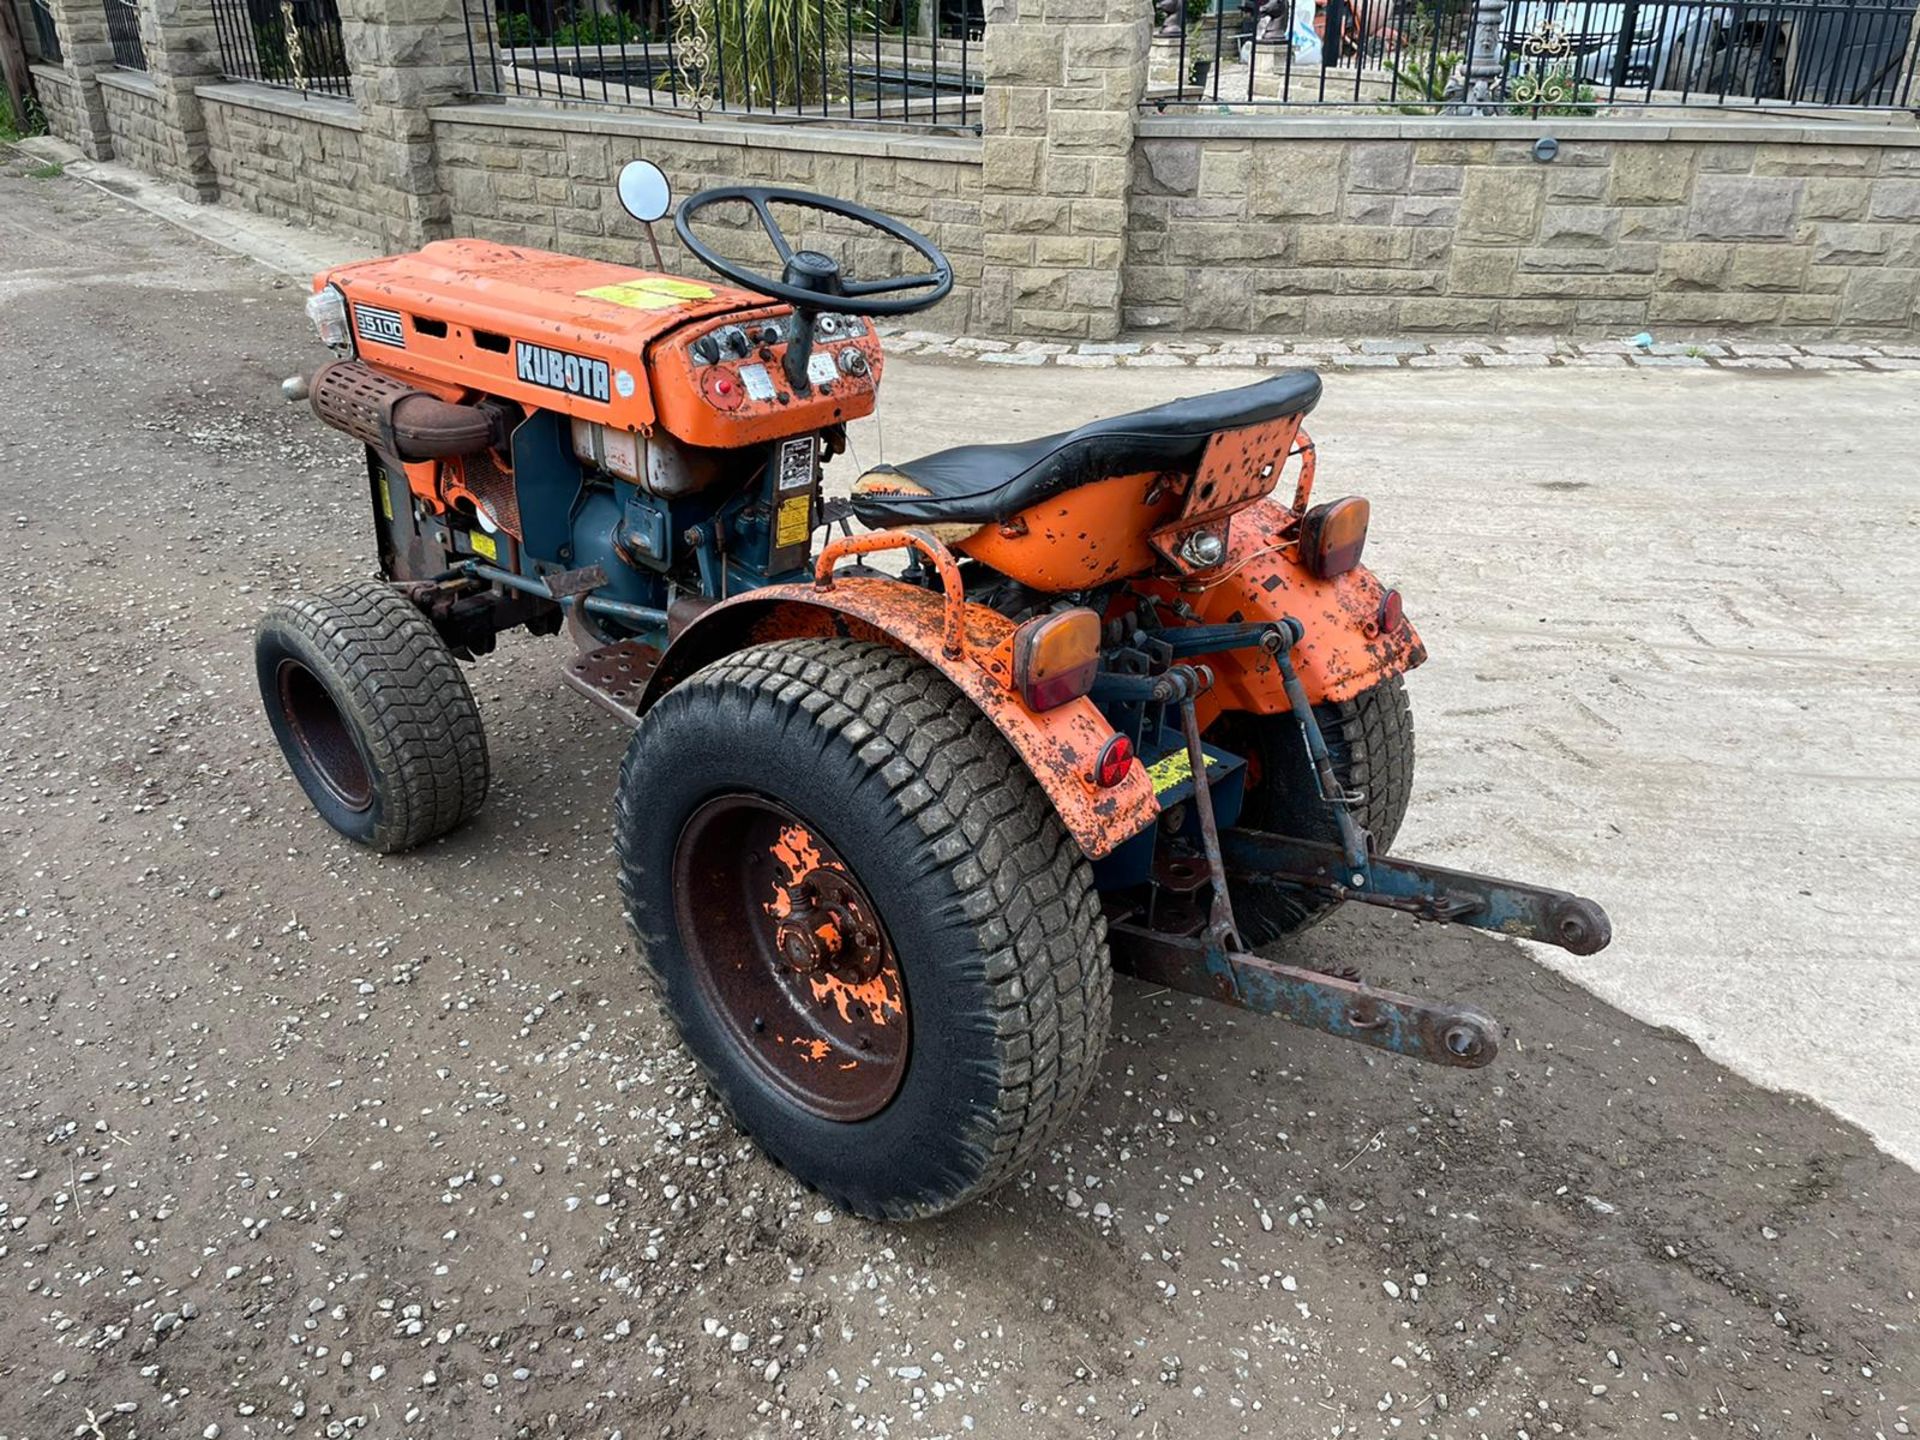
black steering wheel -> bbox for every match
[674,185,953,316]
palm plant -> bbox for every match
[676,0,868,109]
[1387,49,1462,111]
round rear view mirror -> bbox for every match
[617,159,672,225]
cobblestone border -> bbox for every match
[876,329,1920,373]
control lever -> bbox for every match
[784,308,817,395]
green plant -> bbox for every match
[496,9,538,45]
[871,0,919,35]
[1505,65,1597,116]
[3,92,50,141]
[252,17,292,80]
[552,11,646,44]
[28,160,64,179]
[1388,49,1462,112]
[675,0,867,108]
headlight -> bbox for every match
[305,286,352,351]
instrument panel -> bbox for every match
[648,307,886,448]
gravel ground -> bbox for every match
[2,154,1917,1440]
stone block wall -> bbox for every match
[28,63,85,140]
[431,107,984,334]
[1127,118,1920,336]
[200,87,375,243]
[25,0,1920,340]
[97,71,171,179]
[978,0,1149,339]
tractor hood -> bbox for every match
[316,239,767,434]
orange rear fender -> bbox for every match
[639,579,1161,860]
[1145,498,1426,720]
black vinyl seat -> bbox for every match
[850,371,1322,529]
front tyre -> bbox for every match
[254,579,489,853]
[616,639,1109,1220]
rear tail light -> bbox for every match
[1011,608,1101,712]
[1300,497,1370,579]
[1379,587,1404,633]
[1094,734,1135,788]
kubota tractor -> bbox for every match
[258,161,1611,1218]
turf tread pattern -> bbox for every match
[615,638,1110,1219]
[259,579,488,852]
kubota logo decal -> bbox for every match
[515,341,611,403]
[355,304,405,348]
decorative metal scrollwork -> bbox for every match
[1521,17,1570,59]
[1509,13,1582,107]
[676,10,716,111]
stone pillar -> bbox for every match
[977,0,1149,340]
[42,0,114,156]
[337,0,471,249]
[139,0,218,199]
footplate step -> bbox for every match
[563,640,660,727]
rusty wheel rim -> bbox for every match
[276,659,373,812]
[671,795,908,1122]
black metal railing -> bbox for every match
[104,0,147,69]
[1147,0,1920,110]
[212,0,353,96]
[464,0,985,130]
[30,0,63,60]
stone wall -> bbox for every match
[199,85,375,243]
[97,71,171,179]
[26,0,1920,341]
[978,0,1148,340]
[1128,117,1920,336]
[28,63,85,140]
[430,106,984,334]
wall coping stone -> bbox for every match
[425,101,983,165]
[875,327,1920,370]
[29,62,75,91]
[194,81,363,132]
[1135,114,1920,147]
[97,69,161,100]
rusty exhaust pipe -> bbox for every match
[309,360,499,462]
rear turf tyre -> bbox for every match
[254,579,489,853]
[1214,674,1415,946]
[615,638,1109,1220]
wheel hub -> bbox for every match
[774,871,885,984]
[671,795,909,1122]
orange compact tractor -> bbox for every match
[259,162,1611,1218]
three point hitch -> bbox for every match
[1105,619,1612,1071]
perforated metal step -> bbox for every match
[563,640,661,727]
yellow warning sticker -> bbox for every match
[1146,747,1221,796]
[578,277,718,310]
[379,482,392,520]
[775,493,812,549]
[469,530,498,561]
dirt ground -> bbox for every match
[1,154,1916,1440]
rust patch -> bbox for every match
[1141,497,1426,717]
[648,582,1160,859]
[1150,415,1304,578]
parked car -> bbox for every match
[1503,0,1916,104]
